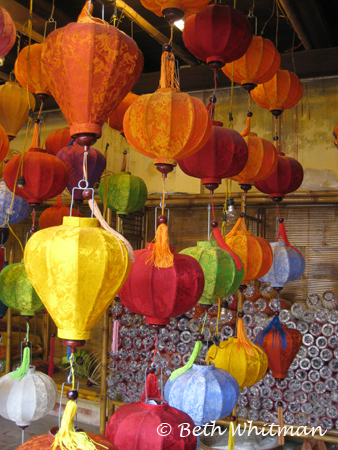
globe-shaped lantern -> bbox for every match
[183,4,253,70]
[179,241,244,305]
[165,363,239,425]
[140,0,210,23]
[39,195,82,229]
[41,4,144,145]
[0,7,16,57]
[98,172,147,217]
[0,181,30,226]
[0,366,57,427]
[333,122,338,149]
[105,400,197,450]
[107,92,139,135]
[222,36,280,91]
[178,121,248,192]
[119,243,205,325]
[45,127,72,156]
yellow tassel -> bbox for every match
[278,405,285,446]
[159,51,180,91]
[228,416,237,450]
[146,223,174,269]
[236,318,255,356]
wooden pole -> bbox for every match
[5,227,15,374]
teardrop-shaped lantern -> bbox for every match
[0,7,16,57]
[39,195,82,229]
[0,181,30,225]
[107,92,139,135]
[222,36,280,91]
[183,4,253,70]
[45,127,72,156]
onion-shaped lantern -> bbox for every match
[45,127,72,156]
[179,241,244,305]
[251,69,303,117]
[105,399,197,450]
[0,181,30,225]
[140,0,210,23]
[0,7,16,57]
[333,122,338,149]
[222,36,280,91]
[165,362,239,425]
[0,367,57,427]
[39,195,82,229]
[183,4,253,70]
[98,172,147,217]
[107,92,138,135]
[41,3,144,145]
[178,121,248,192]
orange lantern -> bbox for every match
[0,82,36,141]
[333,122,338,149]
[251,69,303,117]
[140,0,210,23]
[39,195,82,229]
[0,124,9,164]
[107,92,139,135]
[225,217,273,283]
[14,43,51,103]
[45,127,72,156]
[0,7,16,57]
[222,36,280,91]
[41,3,144,146]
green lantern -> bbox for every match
[180,241,244,305]
[99,172,147,217]
[0,260,44,316]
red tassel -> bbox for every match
[276,222,301,254]
[48,334,55,377]
[141,374,161,401]
[213,227,243,271]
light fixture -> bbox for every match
[174,19,185,31]
[226,198,238,224]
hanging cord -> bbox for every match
[275,0,279,49]
[260,0,276,36]
[228,63,235,128]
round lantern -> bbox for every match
[222,36,280,91]
[0,366,57,427]
[206,317,268,389]
[24,217,131,345]
[0,260,44,317]
[165,363,239,425]
[56,141,106,202]
[0,124,9,164]
[255,152,304,202]
[4,148,69,205]
[178,121,248,192]
[251,69,303,117]
[106,399,197,450]
[179,241,244,305]
[39,195,82,229]
[0,7,16,57]
[41,5,144,145]
[119,243,204,325]
[182,4,253,70]
[140,0,210,23]
[333,122,338,149]
[107,92,138,135]
[0,181,30,226]
[45,127,72,156]
[0,82,36,141]
[14,43,51,102]
[98,172,147,217]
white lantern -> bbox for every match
[0,366,58,427]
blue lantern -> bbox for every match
[0,181,30,227]
[164,363,239,426]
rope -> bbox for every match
[162,178,165,216]
[168,25,173,45]
[229,63,235,128]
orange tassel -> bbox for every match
[29,120,40,149]
[236,317,254,356]
[146,223,174,269]
[278,405,285,446]
[159,51,179,91]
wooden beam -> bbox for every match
[13,19,44,43]
[278,0,313,50]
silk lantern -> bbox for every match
[140,0,210,23]
[0,82,36,141]
[107,92,138,135]
[333,122,338,149]
[105,400,197,450]
[179,241,244,305]
[0,367,57,427]
[0,181,30,225]
[222,36,280,91]
[0,260,44,317]
[0,7,16,57]
[0,124,9,164]
[45,127,72,156]
[182,4,253,70]
[41,3,144,145]
[16,432,118,450]
[207,317,268,389]
[39,195,82,229]
[56,141,106,202]
[178,121,248,192]
[98,172,147,217]
[119,243,204,325]
[24,217,131,346]
[251,69,303,117]
[165,363,239,425]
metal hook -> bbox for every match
[70,181,94,219]
[88,0,105,20]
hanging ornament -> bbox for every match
[45,127,72,156]
[39,194,82,229]
[222,36,280,91]
[182,4,253,70]
[333,122,338,149]
[107,92,139,136]
[0,7,16,57]
[41,2,144,146]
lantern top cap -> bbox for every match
[140,399,169,411]
[270,242,285,247]
[197,241,219,248]
[192,362,215,371]
[62,217,99,228]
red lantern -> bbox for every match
[39,195,82,229]
[105,400,197,450]
[182,4,253,70]
[45,127,72,156]
[0,7,16,58]
[119,243,205,325]
[178,120,248,192]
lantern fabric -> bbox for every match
[182,5,253,69]
[98,172,147,216]
[0,124,9,164]
[41,8,144,140]
[255,152,304,201]
[0,260,44,316]
[24,217,131,341]
[0,181,30,226]
[179,241,244,305]
[106,400,197,450]
[140,0,210,20]
[45,127,72,156]
[4,148,69,205]
[222,36,280,89]
[0,366,57,427]
[0,82,36,140]
[0,8,16,58]
[164,363,239,425]
[16,432,118,450]
[251,69,303,116]
[123,88,212,166]
[119,243,204,325]
[178,121,248,190]
[39,195,82,230]
[107,92,138,134]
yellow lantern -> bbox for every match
[24,217,131,345]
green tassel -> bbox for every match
[169,341,202,381]
[10,346,30,381]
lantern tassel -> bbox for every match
[146,223,174,269]
[240,115,251,137]
[236,317,255,356]
[278,405,285,446]
[228,415,237,450]
[255,314,287,349]
[169,341,202,381]
[159,49,179,91]
[213,227,243,271]
[141,373,161,400]
[9,346,30,381]
[28,120,40,150]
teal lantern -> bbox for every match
[179,241,244,305]
[98,172,147,217]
